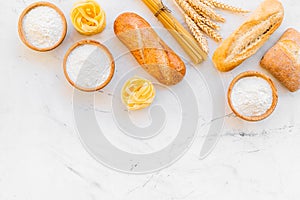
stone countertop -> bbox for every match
[1,0,300,199]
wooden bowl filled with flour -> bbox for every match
[228,71,278,122]
[18,1,67,52]
[63,40,115,92]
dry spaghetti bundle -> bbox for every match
[142,0,208,64]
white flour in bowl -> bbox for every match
[66,44,112,89]
[231,76,273,117]
[22,6,63,49]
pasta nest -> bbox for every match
[71,0,106,35]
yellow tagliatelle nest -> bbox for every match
[122,77,156,111]
[70,0,106,35]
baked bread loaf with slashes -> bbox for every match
[114,12,186,85]
[261,28,300,92]
[213,0,284,72]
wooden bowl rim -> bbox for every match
[63,39,115,92]
[227,71,278,122]
[18,1,67,52]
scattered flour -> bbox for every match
[231,76,273,117]
[66,44,111,89]
[22,6,63,49]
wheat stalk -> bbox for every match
[196,20,222,42]
[174,0,248,54]
[197,0,215,9]
[175,0,220,30]
[185,15,208,54]
[187,0,225,22]
[206,0,249,13]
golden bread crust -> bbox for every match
[261,28,300,92]
[114,12,186,85]
[213,0,284,72]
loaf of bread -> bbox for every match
[261,28,300,92]
[114,12,186,85]
[212,0,284,72]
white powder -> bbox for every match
[231,76,273,117]
[66,44,112,89]
[22,6,63,49]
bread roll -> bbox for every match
[114,12,186,85]
[213,0,284,72]
[261,28,300,92]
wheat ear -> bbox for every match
[175,0,220,30]
[195,20,222,42]
[185,15,208,54]
[197,0,215,9]
[206,0,249,13]
[187,0,225,22]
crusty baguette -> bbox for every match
[261,28,300,92]
[114,12,186,85]
[212,0,284,72]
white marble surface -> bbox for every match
[1,0,300,199]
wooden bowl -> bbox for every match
[63,40,115,92]
[227,71,278,122]
[18,1,67,52]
